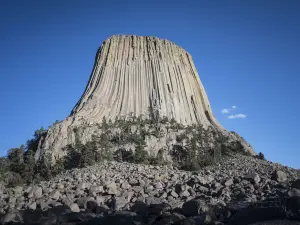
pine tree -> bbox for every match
[7,145,25,174]
[23,149,35,183]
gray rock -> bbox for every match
[245,173,261,184]
[198,185,209,193]
[61,197,73,206]
[50,190,60,200]
[272,170,288,183]
[34,187,43,199]
[89,185,104,196]
[145,185,154,193]
[180,190,190,197]
[160,192,168,199]
[12,187,23,197]
[77,197,93,209]
[121,182,131,189]
[38,201,48,211]
[69,203,80,212]
[139,179,146,187]
[0,209,23,225]
[132,186,143,193]
[145,196,162,205]
[106,182,118,195]
[96,196,106,205]
[155,182,163,189]
[28,202,37,210]
[170,191,179,198]
[224,178,234,187]
[77,182,87,190]
[115,197,129,210]
[57,183,64,189]
[129,178,139,185]
[24,186,33,195]
[182,198,209,217]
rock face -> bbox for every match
[35,35,254,162]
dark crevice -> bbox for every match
[190,95,199,123]
[167,84,171,93]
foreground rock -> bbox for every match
[1,154,300,224]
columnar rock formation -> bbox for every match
[35,35,254,162]
[71,35,219,126]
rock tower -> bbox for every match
[35,35,254,162]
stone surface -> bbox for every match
[272,170,288,183]
[69,203,80,213]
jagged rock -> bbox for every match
[272,170,288,183]
[180,190,191,198]
[121,182,131,189]
[28,202,37,210]
[182,198,209,217]
[50,190,60,200]
[170,191,179,198]
[89,185,104,196]
[69,203,80,213]
[105,182,118,195]
[34,187,43,199]
[77,197,94,209]
[95,196,106,206]
[224,178,234,187]
[35,35,255,164]
[244,173,261,185]
[77,182,87,190]
[0,209,23,225]
[155,182,163,189]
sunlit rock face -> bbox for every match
[35,35,255,163]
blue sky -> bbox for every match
[0,0,299,168]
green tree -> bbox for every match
[7,145,25,174]
[63,145,81,169]
[26,127,47,153]
[23,149,35,183]
[80,141,96,167]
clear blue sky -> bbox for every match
[0,0,299,168]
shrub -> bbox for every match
[257,152,266,160]
[134,144,149,164]
[114,148,134,163]
[64,145,81,169]
[0,171,23,187]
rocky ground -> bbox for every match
[1,154,300,225]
